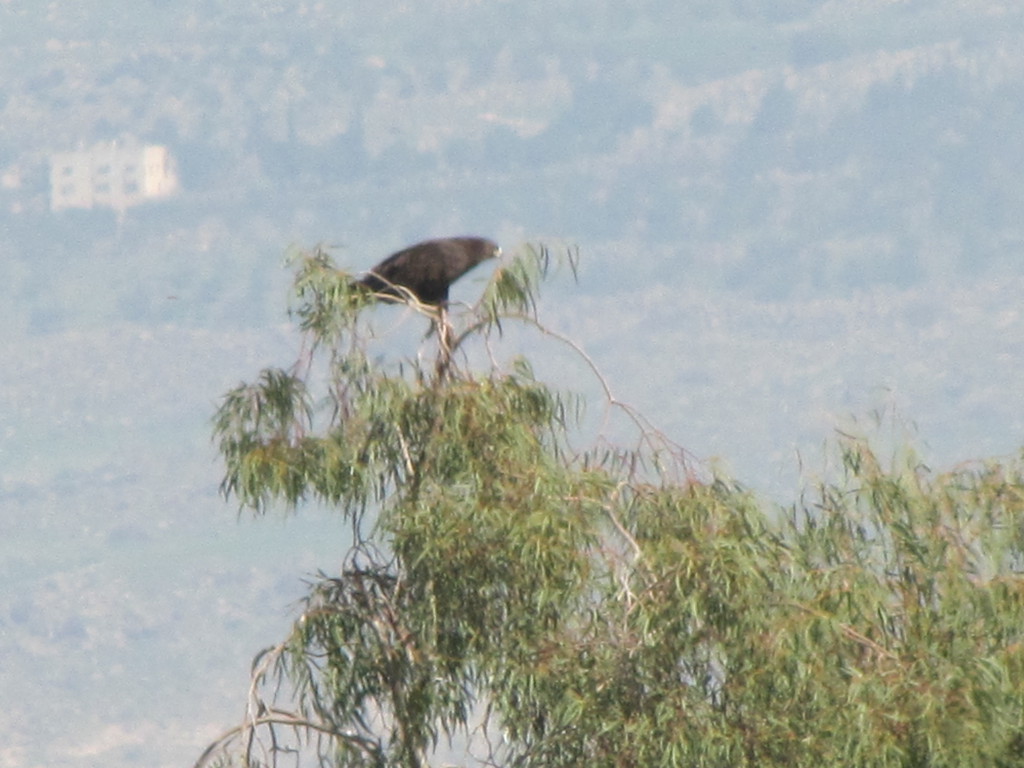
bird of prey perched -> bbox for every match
[355,236,501,306]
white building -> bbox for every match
[49,142,179,213]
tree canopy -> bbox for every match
[200,243,1024,768]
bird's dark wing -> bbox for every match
[356,237,499,306]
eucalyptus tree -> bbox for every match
[199,244,1024,768]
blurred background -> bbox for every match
[2,2,1023,764]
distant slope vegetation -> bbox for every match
[1,2,1022,332]
[2,5,1024,766]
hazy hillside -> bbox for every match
[2,2,1023,766]
[3,1,1024,331]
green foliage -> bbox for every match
[200,243,1024,768]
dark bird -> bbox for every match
[355,236,501,306]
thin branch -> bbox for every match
[785,600,900,662]
[193,709,383,768]
[601,483,644,562]
[463,310,706,486]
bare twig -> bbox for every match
[193,709,383,768]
